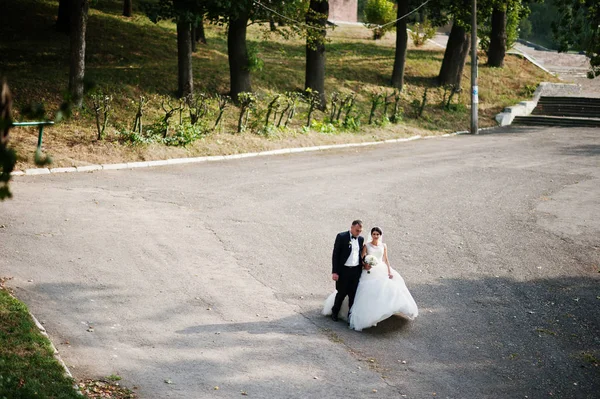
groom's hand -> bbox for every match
[332,273,339,281]
[363,264,372,271]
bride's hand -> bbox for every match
[388,274,393,279]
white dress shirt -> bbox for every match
[345,232,360,267]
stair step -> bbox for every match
[538,96,600,106]
[513,115,600,127]
[528,97,600,119]
[532,107,600,117]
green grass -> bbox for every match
[1,0,556,169]
[0,287,80,399]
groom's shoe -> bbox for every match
[331,313,339,322]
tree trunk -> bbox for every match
[269,16,277,31]
[305,0,329,110]
[56,0,72,33]
[195,17,207,44]
[228,12,252,102]
[69,0,89,108]
[487,7,507,67]
[177,18,193,98]
[391,0,409,90]
[437,20,471,87]
[123,0,133,17]
[191,25,197,52]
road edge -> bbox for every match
[11,130,480,177]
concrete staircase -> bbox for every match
[513,97,600,127]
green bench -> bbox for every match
[11,121,54,150]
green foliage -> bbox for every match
[246,42,265,72]
[119,120,209,146]
[164,121,209,146]
[409,20,437,47]
[519,0,561,49]
[364,0,396,39]
[478,0,529,52]
[119,93,212,146]
[107,374,122,382]
[552,0,600,78]
[518,17,532,39]
[310,119,338,134]
[506,2,526,49]
[521,83,538,97]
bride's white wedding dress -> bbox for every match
[322,242,418,331]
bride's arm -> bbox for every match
[383,244,393,278]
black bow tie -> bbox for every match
[351,236,358,240]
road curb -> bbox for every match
[29,312,75,379]
[11,131,475,177]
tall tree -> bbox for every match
[69,0,89,108]
[481,0,529,68]
[438,19,471,86]
[123,0,133,17]
[437,0,472,87]
[144,0,199,97]
[391,0,409,90]
[227,9,252,101]
[487,6,507,67]
[203,0,301,102]
[194,16,207,45]
[56,0,72,33]
[305,0,329,109]
[177,17,193,97]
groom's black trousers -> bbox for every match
[332,265,362,317]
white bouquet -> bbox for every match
[364,255,377,273]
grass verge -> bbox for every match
[0,279,136,399]
[0,279,80,398]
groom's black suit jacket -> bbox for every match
[332,231,364,274]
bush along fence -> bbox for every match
[81,85,466,147]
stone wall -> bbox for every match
[329,0,358,23]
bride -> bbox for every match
[323,227,418,331]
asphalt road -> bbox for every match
[1,126,599,399]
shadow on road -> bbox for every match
[312,274,600,398]
[561,144,600,157]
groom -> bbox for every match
[331,220,364,322]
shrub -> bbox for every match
[364,0,396,40]
[409,20,437,47]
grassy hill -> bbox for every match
[1,0,554,170]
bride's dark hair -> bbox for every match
[371,227,383,235]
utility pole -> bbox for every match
[471,0,478,134]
